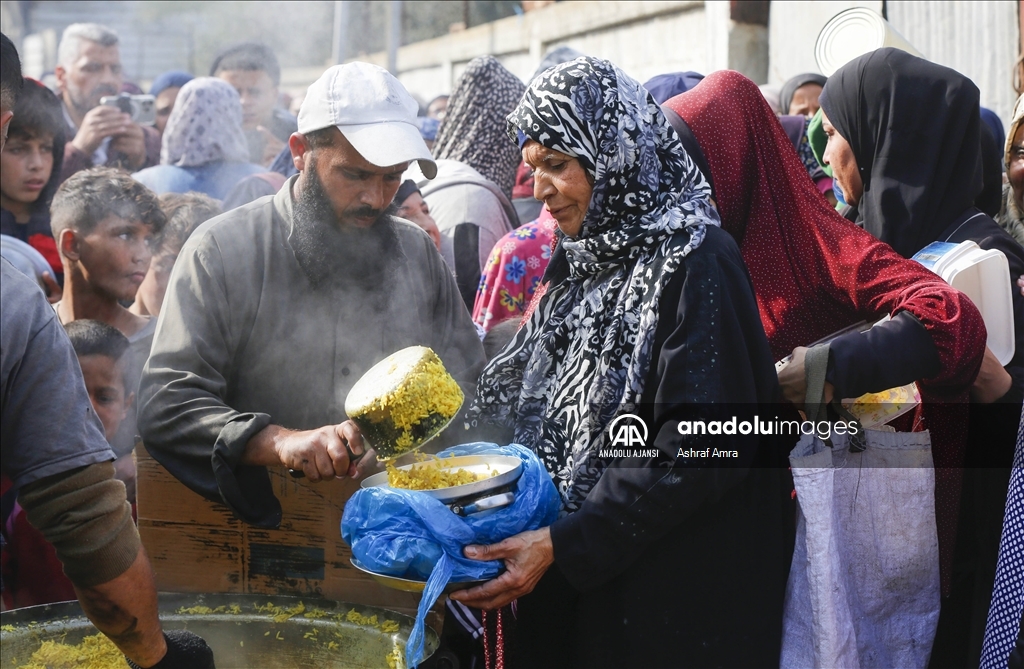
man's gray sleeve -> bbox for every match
[1,261,115,488]
[137,241,279,527]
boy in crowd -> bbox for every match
[69,320,137,498]
[211,43,297,166]
[50,167,165,463]
[1,30,212,665]
[131,192,221,317]
[2,320,133,608]
[69,319,134,442]
[0,80,67,300]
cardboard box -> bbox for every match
[136,444,439,625]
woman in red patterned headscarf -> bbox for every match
[665,70,987,593]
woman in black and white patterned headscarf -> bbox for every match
[472,56,718,514]
[453,57,794,668]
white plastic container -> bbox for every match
[815,7,925,77]
[913,240,1015,366]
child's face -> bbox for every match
[0,132,54,205]
[77,354,132,442]
[134,244,179,316]
[73,215,156,302]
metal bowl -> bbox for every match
[360,454,523,503]
[0,592,437,669]
[349,558,489,594]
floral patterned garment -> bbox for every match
[472,208,558,331]
[469,57,719,514]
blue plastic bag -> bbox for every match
[341,442,560,667]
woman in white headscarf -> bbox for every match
[133,77,264,200]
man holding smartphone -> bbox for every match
[55,23,160,182]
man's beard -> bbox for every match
[291,161,403,292]
[67,82,119,117]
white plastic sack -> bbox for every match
[780,429,941,669]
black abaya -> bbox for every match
[512,226,796,669]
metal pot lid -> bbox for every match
[360,454,523,503]
[349,558,489,594]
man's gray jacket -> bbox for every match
[138,176,486,527]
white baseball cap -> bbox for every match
[298,62,437,179]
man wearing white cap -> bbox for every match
[138,63,485,528]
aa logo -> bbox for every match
[607,413,649,448]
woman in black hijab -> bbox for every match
[819,47,1024,667]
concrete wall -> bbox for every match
[767,1,882,85]
[356,1,714,103]
[887,0,1018,128]
[5,0,1017,126]
[0,1,25,43]
[3,0,193,83]
[769,0,1018,126]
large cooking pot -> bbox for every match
[0,592,437,669]
[360,454,524,516]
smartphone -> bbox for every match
[100,93,156,126]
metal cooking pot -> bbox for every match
[0,592,437,669]
[360,454,524,516]
[349,558,488,594]
[289,345,465,478]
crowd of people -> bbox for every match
[1,18,1023,669]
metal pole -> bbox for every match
[332,1,350,65]
[387,0,402,75]
[186,20,195,75]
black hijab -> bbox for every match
[818,48,983,258]
[977,121,1003,217]
[779,73,827,115]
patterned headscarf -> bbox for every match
[470,57,719,513]
[160,77,250,168]
[433,56,527,199]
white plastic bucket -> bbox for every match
[914,241,1016,366]
[815,7,925,77]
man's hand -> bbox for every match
[971,346,1013,403]
[71,106,131,156]
[109,122,148,170]
[243,421,373,482]
[778,346,835,409]
[257,126,285,166]
[449,527,554,611]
